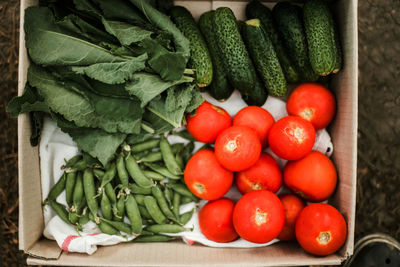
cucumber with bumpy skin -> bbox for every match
[170,6,213,87]
[303,0,336,76]
[242,19,287,97]
[214,7,255,95]
[198,11,233,101]
[246,0,300,83]
[272,2,318,82]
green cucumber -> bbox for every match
[214,7,255,95]
[198,11,233,101]
[242,19,287,97]
[303,0,336,76]
[246,0,300,83]
[241,72,268,106]
[170,6,213,87]
[272,2,318,82]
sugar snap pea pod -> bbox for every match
[142,170,165,181]
[151,185,176,220]
[72,172,85,213]
[45,173,66,203]
[104,183,117,204]
[129,183,152,195]
[175,154,184,170]
[125,194,142,235]
[170,183,198,201]
[79,208,90,226]
[101,191,113,220]
[98,220,119,235]
[181,196,193,204]
[83,169,98,216]
[143,196,168,224]
[145,224,188,234]
[65,172,77,207]
[180,208,195,225]
[172,193,181,219]
[143,163,181,180]
[100,162,117,188]
[115,194,125,222]
[134,194,146,206]
[69,211,80,225]
[100,217,132,234]
[160,136,182,175]
[125,154,154,188]
[141,230,155,236]
[49,201,71,225]
[64,155,82,168]
[93,169,105,180]
[132,234,176,243]
[138,205,152,220]
[163,187,173,209]
[65,159,87,173]
[116,154,129,187]
[130,138,160,153]
[138,151,162,163]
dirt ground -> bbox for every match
[0,0,399,266]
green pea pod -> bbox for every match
[172,193,181,219]
[143,163,181,180]
[138,205,152,220]
[151,185,176,220]
[170,183,198,201]
[182,142,195,163]
[125,154,154,188]
[116,154,129,187]
[143,196,168,224]
[171,143,185,154]
[98,220,119,235]
[181,196,193,204]
[163,187,173,209]
[72,172,85,212]
[104,183,117,204]
[138,151,162,163]
[129,183,152,195]
[49,201,71,225]
[69,211,80,225]
[46,173,66,203]
[101,191,113,220]
[65,172,77,207]
[145,224,187,234]
[180,208,195,225]
[79,208,90,226]
[64,155,82,168]
[132,235,175,242]
[115,194,126,222]
[125,194,142,235]
[175,154,184,170]
[130,139,160,153]
[100,162,117,188]
[140,230,155,236]
[93,169,105,180]
[134,194,146,206]
[100,218,132,234]
[66,159,87,173]
[160,136,182,175]
[142,170,165,181]
[83,169,98,216]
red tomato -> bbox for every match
[283,151,337,202]
[235,153,282,194]
[233,190,285,243]
[268,116,316,160]
[184,149,233,200]
[295,203,347,256]
[186,101,231,143]
[199,198,239,243]
[233,106,275,148]
[277,194,306,241]
[286,83,336,130]
[214,126,261,172]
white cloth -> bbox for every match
[40,92,333,254]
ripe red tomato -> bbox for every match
[277,194,306,241]
[283,151,337,202]
[184,149,233,200]
[199,198,239,243]
[295,203,347,256]
[268,116,316,160]
[235,153,282,194]
[286,83,336,130]
[232,106,275,148]
[233,190,285,243]
[186,101,231,143]
[214,126,261,172]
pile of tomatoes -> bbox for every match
[184,83,347,256]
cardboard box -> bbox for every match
[18,0,358,265]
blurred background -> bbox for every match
[0,0,399,266]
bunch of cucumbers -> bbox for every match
[169,0,342,104]
[45,136,198,242]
